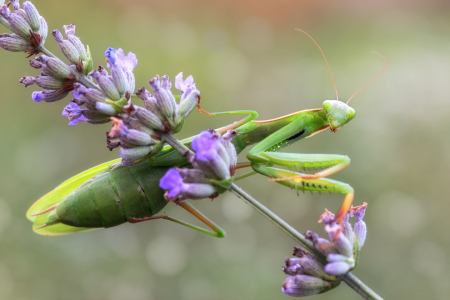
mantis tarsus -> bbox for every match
[27,30,386,237]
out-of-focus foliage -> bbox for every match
[1,0,450,299]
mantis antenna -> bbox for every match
[295,28,339,101]
[347,52,387,104]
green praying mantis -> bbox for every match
[27,30,385,238]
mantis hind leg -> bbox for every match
[129,201,225,238]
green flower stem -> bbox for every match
[229,183,383,300]
[161,133,193,156]
[37,46,101,91]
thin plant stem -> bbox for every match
[229,183,383,300]
[161,133,193,155]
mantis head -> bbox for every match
[322,100,355,132]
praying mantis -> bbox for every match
[27,30,385,238]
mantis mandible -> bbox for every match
[27,30,385,237]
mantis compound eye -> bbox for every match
[347,107,356,121]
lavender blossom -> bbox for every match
[351,202,367,249]
[159,168,217,201]
[62,102,87,125]
[159,129,237,201]
[191,130,232,180]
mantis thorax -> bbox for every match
[322,100,356,132]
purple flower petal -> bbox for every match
[175,72,195,93]
[191,130,221,161]
[72,90,83,99]
[160,168,184,191]
[116,48,137,74]
[105,47,117,65]
[62,102,87,125]
[32,91,44,102]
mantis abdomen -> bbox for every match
[48,163,170,228]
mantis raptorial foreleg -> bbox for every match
[129,201,226,238]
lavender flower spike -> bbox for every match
[62,103,88,125]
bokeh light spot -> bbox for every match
[179,277,215,300]
[213,224,257,263]
[206,47,250,91]
[221,193,253,224]
[411,241,447,278]
[375,191,427,238]
[237,17,274,53]
[146,235,187,276]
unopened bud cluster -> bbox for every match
[282,203,368,297]
[159,129,238,202]
[0,0,204,166]
[0,0,47,56]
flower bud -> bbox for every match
[324,261,351,276]
[0,33,30,52]
[351,202,367,249]
[29,58,42,69]
[305,231,338,256]
[8,10,32,39]
[177,86,200,117]
[39,16,47,43]
[35,76,65,90]
[149,75,177,121]
[342,213,354,246]
[74,83,109,103]
[95,102,116,115]
[63,24,87,61]
[19,76,35,87]
[354,220,366,250]
[81,109,110,124]
[22,1,40,32]
[119,146,153,161]
[0,4,14,32]
[90,68,120,100]
[32,90,69,103]
[291,247,330,280]
[136,87,165,120]
[135,106,165,131]
[52,29,80,65]
[325,223,353,258]
[37,55,71,78]
[121,129,154,146]
[105,48,128,94]
[282,275,329,297]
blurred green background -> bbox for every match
[1,0,450,299]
